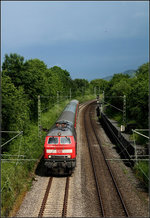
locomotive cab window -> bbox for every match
[48,137,58,144]
[60,137,71,144]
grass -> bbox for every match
[75,94,95,104]
[1,128,41,217]
[1,162,32,216]
[41,100,70,131]
[133,161,149,190]
[122,167,128,175]
[105,107,123,126]
[130,131,149,145]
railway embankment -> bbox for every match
[100,111,149,191]
[100,112,148,165]
[100,112,135,163]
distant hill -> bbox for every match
[102,70,136,81]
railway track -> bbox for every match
[38,176,70,217]
[79,99,95,111]
[84,102,130,217]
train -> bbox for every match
[44,99,79,175]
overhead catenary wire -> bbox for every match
[1,159,38,162]
[132,129,149,139]
[104,100,123,112]
[1,154,25,157]
[1,131,23,148]
[1,131,21,133]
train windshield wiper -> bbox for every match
[65,136,69,140]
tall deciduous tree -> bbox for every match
[2,53,25,87]
[2,75,30,132]
[128,63,149,127]
[22,59,48,118]
[72,79,89,96]
[90,79,108,95]
[104,64,149,128]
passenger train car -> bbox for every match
[44,99,79,174]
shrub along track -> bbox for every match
[38,176,70,217]
[84,102,130,217]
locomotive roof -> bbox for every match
[47,100,78,137]
[47,125,74,136]
[56,111,75,125]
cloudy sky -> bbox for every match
[1,1,149,81]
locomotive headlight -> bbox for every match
[48,155,51,158]
[68,155,71,158]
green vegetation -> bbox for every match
[103,62,149,189]
[1,53,149,216]
[1,101,69,217]
[104,62,149,128]
[1,53,96,216]
[1,124,40,216]
[134,161,149,190]
[90,78,109,92]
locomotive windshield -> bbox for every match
[60,137,71,144]
[48,137,58,144]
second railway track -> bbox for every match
[84,102,130,217]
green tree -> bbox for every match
[72,79,89,96]
[2,75,30,132]
[2,54,50,119]
[22,59,49,118]
[90,79,108,95]
[50,66,73,94]
[104,73,131,112]
[104,64,149,128]
[128,63,149,127]
[2,53,25,87]
[136,63,149,76]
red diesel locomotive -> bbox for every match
[44,99,79,174]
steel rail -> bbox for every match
[89,103,130,217]
[38,176,70,218]
[84,103,105,217]
[38,177,53,217]
[79,100,96,111]
[62,177,70,217]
